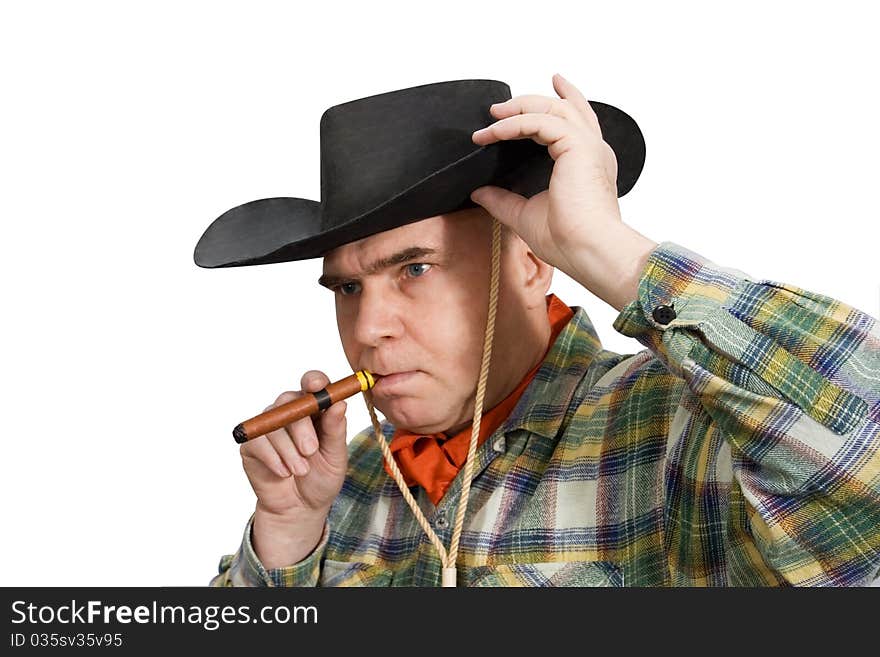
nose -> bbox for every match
[352,284,405,347]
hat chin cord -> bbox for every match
[363,217,502,587]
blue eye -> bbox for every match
[405,263,431,278]
[337,282,361,296]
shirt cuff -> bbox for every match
[215,513,329,587]
[613,241,746,335]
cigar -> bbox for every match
[232,370,380,444]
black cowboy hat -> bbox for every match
[193,78,646,268]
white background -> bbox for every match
[1,1,878,586]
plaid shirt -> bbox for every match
[212,241,880,586]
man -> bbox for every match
[196,75,880,586]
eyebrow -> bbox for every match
[318,246,439,289]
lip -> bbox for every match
[371,370,420,395]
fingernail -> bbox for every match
[278,464,292,478]
[303,436,319,455]
[294,461,309,476]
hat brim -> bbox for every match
[193,100,645,268]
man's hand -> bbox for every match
[470,73,658,312]
[241,370,349,568]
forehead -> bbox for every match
[322,210,487,271]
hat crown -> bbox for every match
[318,79,512,229]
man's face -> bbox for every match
[320,208,522,434]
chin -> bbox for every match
[372,397,456,434]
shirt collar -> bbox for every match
[499,304,604,440]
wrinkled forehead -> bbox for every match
[322,208,491,270]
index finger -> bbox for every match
[490,93,582,125]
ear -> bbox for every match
[508,236,553,310]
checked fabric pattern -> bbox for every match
[213,241,880,586]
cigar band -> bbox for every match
[314,388,332,411]
[356,370,376,391]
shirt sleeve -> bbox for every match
[612,240,880,586]
[209,513,329,587]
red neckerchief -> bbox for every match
[384,294,574,505]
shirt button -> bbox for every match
[652,304,677,325]
[434,510,449,530]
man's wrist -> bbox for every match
[252,505,328,569]
[565,221,658,313]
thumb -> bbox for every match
[470,186,527,231]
